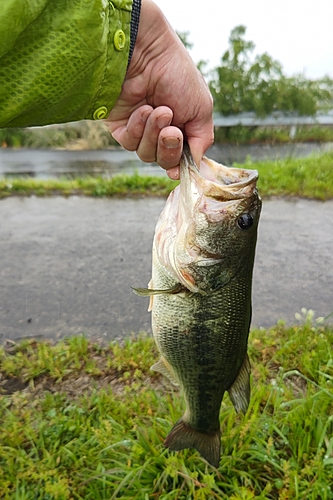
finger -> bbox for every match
[107,105,153,151]
[136,107,173,162]
[166,166,180,180]
[185,115,214,167]
[187,133,214,167]
[156,126,183,170]
[183,94,214,166]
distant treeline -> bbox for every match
[0,121,119,150]
[1,122,333,149]
[180,26,333,118]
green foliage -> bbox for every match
[176,31,193,50]
[214,125,333,145]
[250,151,333,200]
[0,324,332,498]
[210,25,333,117]
[292,125,333,143]
[0,128,27,148]
[0,172,177,199]
[1,152,333,200]
[0,336,100,382]
[0,121,118,149]
[177,31,208,75]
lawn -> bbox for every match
[0,316,332,499]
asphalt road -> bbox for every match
[0,196,332,344]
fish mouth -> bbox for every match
[155,146,261,294]
[199,157,258,198]
[181,146,258,201]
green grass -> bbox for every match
[0,318,332,499]
[214,125,333,145]
[1,152,333,201]
[0,172,176,199]
[238,151,333,200]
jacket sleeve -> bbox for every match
[0,0,139,128]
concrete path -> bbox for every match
[0,196,332,344]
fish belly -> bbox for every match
[151,264,252,434]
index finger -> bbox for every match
[185,117,214,167]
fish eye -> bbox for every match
[238,213,253,230]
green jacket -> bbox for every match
[0,0,137,128]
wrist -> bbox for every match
[127,0,182,79]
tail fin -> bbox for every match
[164,419,221,468]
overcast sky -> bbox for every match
[154,0,333,80]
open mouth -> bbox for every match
[190,156,259,201]
[199,157,258,187]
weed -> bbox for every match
[1,152,333,200]
[0,325,332,498]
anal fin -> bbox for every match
[227,354,251,414]
[151,357,179,386]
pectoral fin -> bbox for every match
[132,283,185,296]
[151,357,179,386]
[148,294,154,312]
[227,354,251,414]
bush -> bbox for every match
[210,26,333,117]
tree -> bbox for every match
[210,25,333,116]
[176,31,193,50]
[177,31,209,75]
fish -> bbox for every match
[133,145,261,467]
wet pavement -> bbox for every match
[0,196,332,344]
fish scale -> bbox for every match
[133,145,261,467]
[153,276,251,430]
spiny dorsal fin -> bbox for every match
[165,419,221,468]
[151,357,179,386]
[227,354,251,414]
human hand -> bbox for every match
[105,0,214,179]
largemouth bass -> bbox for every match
[134,145,261,467]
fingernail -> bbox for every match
[162,137,181,149]
[167,167,180,180]
[141,110,151,123]
[157,114,171,129]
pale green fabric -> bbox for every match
[0,0,133,127]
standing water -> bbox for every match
[0,142,333,178]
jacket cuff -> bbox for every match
[85,1,132,122]
[128,0,141,68]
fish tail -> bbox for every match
[164,419,221,468]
